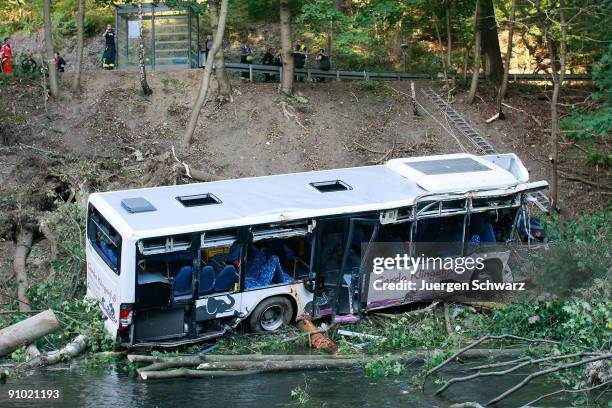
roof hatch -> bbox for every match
[310,180,352,193]
[121,197,156,214]
[176,193,221,207]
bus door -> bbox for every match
[333,218,379,317]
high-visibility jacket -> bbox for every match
[1,43,13,75]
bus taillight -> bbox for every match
[119,303,133,331]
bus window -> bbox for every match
[201,241,241,295]
[469,208,519,244]
[244,234,312,290]
[88,205,122,274]
[415,215,465,257]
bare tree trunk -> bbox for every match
[480,0,504,83]
[546,0,566,210]
[280,0,294,96]
[446,1,452,73]
[0,310,59,358]
[71,0,84,92]
[467,0,481,104]
[433,13,450,94]
[209,0,231,101]
[499,0,516,99]
[182,0,229,147]
[138,1,152,96]
[43,0,58,98]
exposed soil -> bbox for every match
[0,69,609,284]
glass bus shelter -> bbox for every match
[115,3,199,70]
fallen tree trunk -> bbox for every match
[24,334,88,369]
[0,310,59,357]
[132,349,525,380]
[140,369,263,380]
[129,353,362,364]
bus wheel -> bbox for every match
[249,296,293,333]
[471,261,503,283]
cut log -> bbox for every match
[140,369,262,381]
[128,353,362,364]
[196,358,367,372]
[25,334,88,368]
[297,318,337,353]
[0,310,59,357]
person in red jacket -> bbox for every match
[1,38,13,75]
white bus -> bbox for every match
[86,153,546,347]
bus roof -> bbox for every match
[88,153,546,239]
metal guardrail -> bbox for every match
[202,61,591,83]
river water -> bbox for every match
[1,362,573,408]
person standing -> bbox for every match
[21,53,38,74]
[205,36,213,62]
[102,25,116,70]
[54,52,66,72]
[240,42,252,80]
[316,49,330,82]
[262,47,274,82]
[1,38,13,75]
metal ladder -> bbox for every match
[422,88,497,154]
[422,87,549,213]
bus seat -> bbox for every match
[470,215,496,243]
[224,242,241,263]
[173,266,192,298]
[199,266,215,295]
[215,265,238,292]
[259,255,280,286]
[98,240,118,267]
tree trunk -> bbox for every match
[71,0,84,92]
[0,310,59,357]
[467,0,481,105]
[14,228,34,313]
[24,334,88,368]
[43,0,58,98]
[433,13,450,94]
[499,0,516,99]
[480,0,504,84]
[446,2,452,72]
[279,0,294,96]
[137,1,152,96]
[181,0,229,147]
[546,0,566,210]
[209,0,231,101]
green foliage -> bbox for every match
[365,353,405,378]
[562,45,612,147]
[530,210,611,296]
[290,378,310,405]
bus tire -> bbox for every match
[471,260,503,283]
[248,296,293,333]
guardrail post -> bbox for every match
[279,67,283,83]
[249,65,253,82]
[336,71,340,82]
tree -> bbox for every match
[182,0,229,147]
[209,0,231,102]
[480,0,503,83]
[71,0,84,92]
[536,0,567,210]
[43,0,58,98]
[499,0,516,99]
[137,0,152,96]
[467,0,481,105]
[279,0,294,96]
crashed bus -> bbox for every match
[85,153,547,347]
